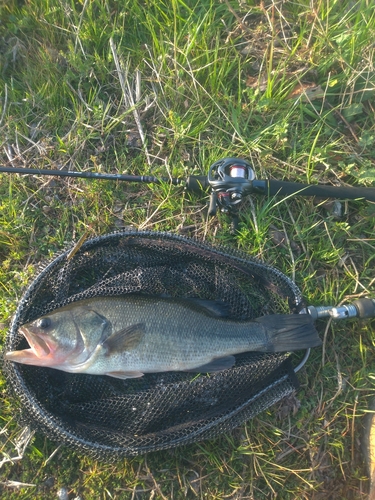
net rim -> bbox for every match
[3,230,303,459]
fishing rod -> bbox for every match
[2,158,375,229]
[0,165,185,186]
[295,297,375,373]
[308,297,375,321]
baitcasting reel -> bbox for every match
[185,157,257,231]
[207,157,256,218]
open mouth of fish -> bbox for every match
[5,327,52,363]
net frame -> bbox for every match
[4,230,305,460]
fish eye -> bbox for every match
[37,317,52,330]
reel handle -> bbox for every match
[208,191,218,216]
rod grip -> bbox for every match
[185,175,210,192]
[265,180,375,201]
[353,298,375,319]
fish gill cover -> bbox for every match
[3,230,305,461]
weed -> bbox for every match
[1,0,375,498]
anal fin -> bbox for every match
[105,370,144,379]
[183,355,235,373]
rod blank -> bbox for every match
[0,165,184,186]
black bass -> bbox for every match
[5,295,321,379]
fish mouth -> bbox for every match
[18,326,51,357]
[5,327,55,365]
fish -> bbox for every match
[5,295,321,379]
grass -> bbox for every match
[0,0,375,497]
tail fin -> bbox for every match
[255,313,321,352]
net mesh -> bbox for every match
[4,230,305,460]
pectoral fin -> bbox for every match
[103,323,145,355]
[183,355,235,373]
